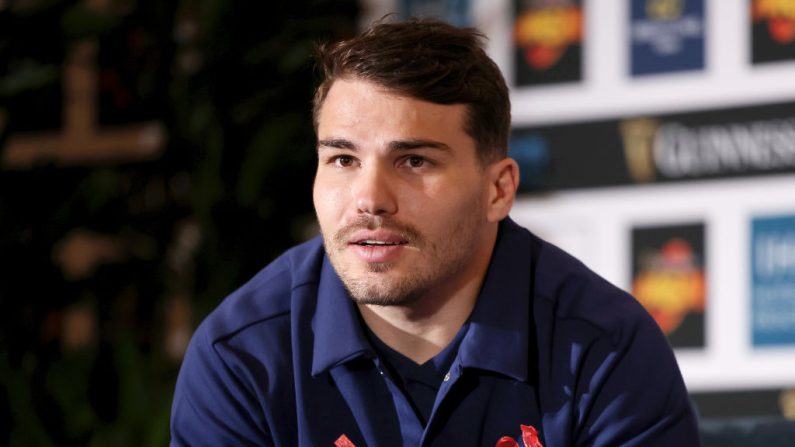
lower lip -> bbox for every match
[349,243,407,263]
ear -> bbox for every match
[485,157,520,223]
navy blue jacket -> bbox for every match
[171,219,700,446]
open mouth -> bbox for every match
[347,232,412,262]
[355,240,407,246]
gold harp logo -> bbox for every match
[620,118,660,183]
[781,388,795,420]
[646,0,683,21]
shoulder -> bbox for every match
[530,232,656,346]
[196,236,325,344]
[171,238,325,444]
[519,227,699,444]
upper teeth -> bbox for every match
[359,240,401,246]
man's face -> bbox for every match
[313,78,496,306]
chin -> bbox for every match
[343,274,427,307]
[349,291,423,307]
[363,262,393,274]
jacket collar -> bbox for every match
[311,256,374,376]
[458,218,533,382]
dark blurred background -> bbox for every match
[0,1,358,445]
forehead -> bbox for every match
[317,79,471,144]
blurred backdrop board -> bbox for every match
[513,0,584,86]
[751,0,795,64]
[498,0,795,391]
[629,0,706,76]
[453,0,795,439]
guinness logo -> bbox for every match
[620,118,660,183]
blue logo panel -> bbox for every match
[401,0,471,27]
[509,132,550,192]
[630,0,706,76]
[751,214,795,346]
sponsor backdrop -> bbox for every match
[479,0,795,397]
[374,0,795,422]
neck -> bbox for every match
[358,223,498,364]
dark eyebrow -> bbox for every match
[388,139,451,152]
[317,138,356,150]
[317,138,451,152]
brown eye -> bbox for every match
[407,156,425,168]
[335,155,355,167]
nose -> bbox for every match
[353,162,398,216]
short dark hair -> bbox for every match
[313,18,511,163]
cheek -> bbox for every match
[313,179,346,224]
[428,174,486,205]
[417,182,486,224]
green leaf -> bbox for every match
[0,60,58,96]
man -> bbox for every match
[171,18,700,446]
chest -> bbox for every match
[278,360,545,447]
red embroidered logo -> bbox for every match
[496,424,543,447]
[334,434,356,447]
[335,425,542,447]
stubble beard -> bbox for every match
[321,202,485,307]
